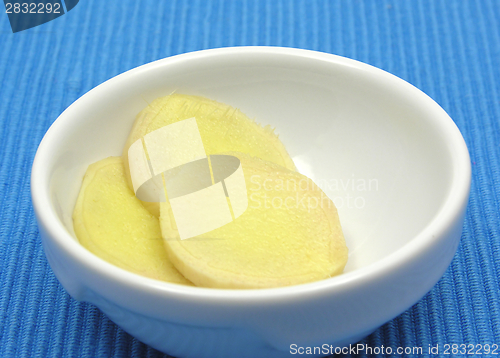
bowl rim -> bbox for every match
[31,46,471,302]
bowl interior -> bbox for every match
[45,48,457,274]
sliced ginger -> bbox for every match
[73,94,348,288]
[72,156,192,285]
[122,93,296,217]
[160,152,348,289]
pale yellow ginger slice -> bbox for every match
[72,156,192,285]
[160,152,347,289]
[122,93,296,216]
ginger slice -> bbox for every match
[122,93,296,217]
[160,152,347,289]
[72,156,192,285]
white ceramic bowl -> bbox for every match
[31,47,471,357]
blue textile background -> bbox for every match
[0,1,499,357]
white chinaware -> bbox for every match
[31,47,471,357]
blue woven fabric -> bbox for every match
[0,1,499,357]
